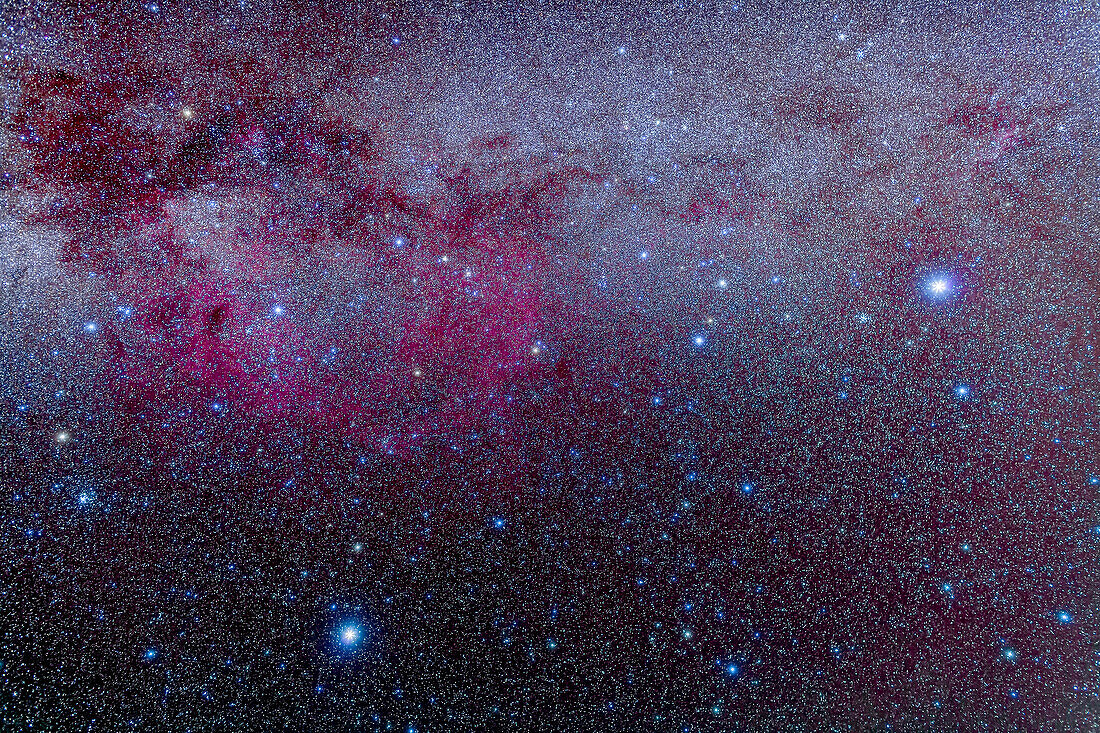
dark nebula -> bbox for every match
[0,1,1097,731]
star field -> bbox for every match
[0,0,1098,730]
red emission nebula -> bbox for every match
[15,56,592,451]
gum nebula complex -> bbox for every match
[1,2,1098,731]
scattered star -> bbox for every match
[0,5,1090,731]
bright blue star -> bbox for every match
[339,624,361,646]
[955,384,970,398]
[692,333,707,348]
[926,275,953,297]
[1056,611,1073,624]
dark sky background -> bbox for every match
[1,0,1098,730]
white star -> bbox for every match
[928,278,949,295]
[340,625,361,645]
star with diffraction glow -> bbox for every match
[340,624,361,647]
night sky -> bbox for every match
[1,1,1098,730]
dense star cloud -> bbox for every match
[1,0,1098,730]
